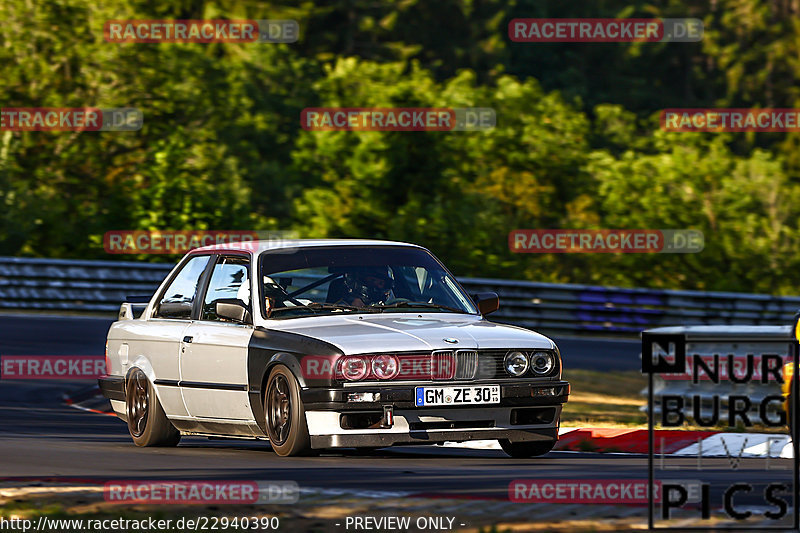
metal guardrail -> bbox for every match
[0,257,172,313]
[462,278,800,335]
[2,256,800,336]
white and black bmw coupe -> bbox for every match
[99,240,569,457]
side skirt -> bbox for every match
[169,417,265,438]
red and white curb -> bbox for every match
[550,428,793,458]
[672,432,794,458]
[448,428,716,454]
[449,428,794,458]
[62,386,117,417]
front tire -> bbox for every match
[499,439,556,458]
[265,366,312,457]
[125,368,181,447]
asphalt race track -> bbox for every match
[2,378,649,492]
[1,378,795,529]
[0,313,795,529]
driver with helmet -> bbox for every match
[340,266,394,307]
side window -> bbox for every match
[201,256,251,322]
[154,255,210,319]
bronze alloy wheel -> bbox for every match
[267,373,292,446]
[264,366,312,456]
[124,368,181,447]
[126,369,149,438]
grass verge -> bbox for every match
[560,369,647,428]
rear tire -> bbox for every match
[265,366,312,457]
[499,439,556,458]
[125,368,181,447]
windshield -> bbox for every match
[259,246,478,319]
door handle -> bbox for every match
[183,336,193,343]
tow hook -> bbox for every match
[381,405,394,428]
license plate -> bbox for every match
[415,385,500,407]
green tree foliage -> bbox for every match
[1,0,799,294]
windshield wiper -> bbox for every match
[270,302,379,315]
[371,302,469,314]
[306,303,366,312]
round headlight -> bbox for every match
[530,351,555,375]
[504,351,529,377]
[340,356,368,381]
[371,354,399,379]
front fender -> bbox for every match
[247,327,344,432]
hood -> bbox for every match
[260,313,554,355]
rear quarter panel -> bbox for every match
[107,318,190,418]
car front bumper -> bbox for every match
[301,380,568,449]
[300,380,569,410]
[306,406,562,448]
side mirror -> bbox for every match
[216,299,251,324]
[473,292,499,315]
